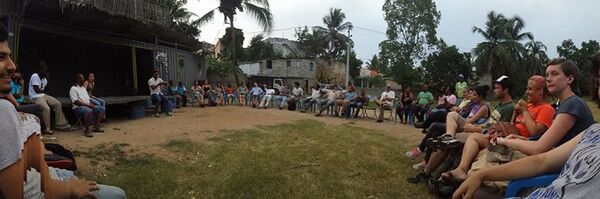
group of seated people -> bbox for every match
[7,61,106,138]
[403,58,600,198]
[0,26,126,198]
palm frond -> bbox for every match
[243,2,274,32]
[197,8,218,26]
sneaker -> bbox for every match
[406,172,430,184]
[376,119,383,123]
[412,161,426,170]
[154,113,160,117]
[405,148,423,158]
[166,112,173,116]
[84,129,93,138]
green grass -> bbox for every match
[78,120,429,199]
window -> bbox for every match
[309,62,314,71]
[267,60,273,69]
[286,60,291,67]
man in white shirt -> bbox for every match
[316,85,339,116]
[375,85,395,122]
[300,84,322,112]
[148,70,173,117]
[29,62,74,132]
[258,85,276,109]
[70,74,105,137]
[286,82,304,110]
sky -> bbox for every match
[186,0,600,63]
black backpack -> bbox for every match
[44,143,78,171]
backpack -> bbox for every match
[288,100,297,111]
[44,143,77,171]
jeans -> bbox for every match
[151,94,173,113]
[74,106,106,124]
[91,98,106,108]
[301,98,318,110]
[272,95,287,108]
[49,167,127,199]
[317,99,336,113]
[347,102,364,117]
[16,104,47,131]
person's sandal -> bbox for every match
[92,128,105,133]
[55,125,76,132]
[42,130,54,135]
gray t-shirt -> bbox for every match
[527,123,600,199]
[0,99,43,199]
[553,95,595,146]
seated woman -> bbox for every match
[191,80,202,106]
[414,88,475,130]
[201,80,214,106]
[407,85,490,183]
[215,82,225,106]
[452,58,596,198]
[238,83,248,106]
[440,75,555,184]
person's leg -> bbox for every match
[95,184,127,199]
[265,95,272,107]
[75,106,94,137]
[45,95,69,127]
[405,106,414,124]
[442,133,490,182]
[160,95,173,114]
[151,94,161,114]
[92,106,106,131]
[445,111,466,136]
[420,110,448,129]
[353,102,363,118]
[17,104,49,132]
[423,150,448,175]
[280,96,287,109]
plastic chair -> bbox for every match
[505,173,559,198]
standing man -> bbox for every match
[29,61,74,131]
[148,70,173,117]
[455,74,468,104]
[375,85,395,122]
[70,74,105,137]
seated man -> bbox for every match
[315,85,339,116]
[286,82,304,110]
[258,85,276,109]
[0,31,126,198]
[69,74,106,137]
[300,85,321,112]
[249,82,263,108]
[176,81,188,107]
[375,85,395,122]
[9,71,50,134]
[347,88,369,119]
[29,62,75,132]
[273,85,289,109]
[341,86,358,118]
[148,70,173,116]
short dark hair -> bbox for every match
[494,77,513,93]
[0,24,7,43]
[473,85,490,99]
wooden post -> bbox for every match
[131,46,138,90]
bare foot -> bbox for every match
[439,168,467,184]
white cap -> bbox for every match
[495,75,509,82]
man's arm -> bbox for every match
[0,154,25,199]
[32,85,45,94]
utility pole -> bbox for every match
[345,26,352,87]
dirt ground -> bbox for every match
[46,105,424,164]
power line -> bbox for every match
[353,26,387,35]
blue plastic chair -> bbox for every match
[505,173,559,198]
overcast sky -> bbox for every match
[186,0,600,63]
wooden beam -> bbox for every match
[132,46,138,89]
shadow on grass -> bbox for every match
[79,119,430,199]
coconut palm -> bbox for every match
[525,38,548,75]
[198,0,273,84]
[472,11,532,78]
[314,8,353,60]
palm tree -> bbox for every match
[314,8,353,60]
[198,0,273,84]
[525,38,548,75]
[472,11,532,78]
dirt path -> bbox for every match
[48,106,423,156]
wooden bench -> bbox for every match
[56,96,150,119]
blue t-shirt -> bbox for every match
[553,95,595,146]
[176,86,186,95]
[344,91,357,101]
[10,81,24,103]
[250,87,263,96]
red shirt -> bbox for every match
[224,87,234,94]
[514,103,555,137]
